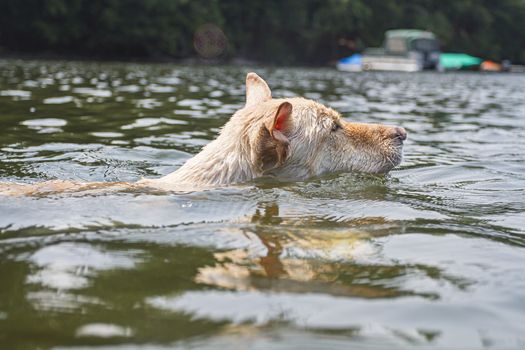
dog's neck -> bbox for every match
[157,126,259,187]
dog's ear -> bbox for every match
[269,101,292,143]
[252,102,293,173]
[245,72,271,107]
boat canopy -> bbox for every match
[385,29,437,41]
[383,29,439,55]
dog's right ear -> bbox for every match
[245,72,271,107]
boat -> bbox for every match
[337,29,441,72]
[438,53,482,70]
[480,60,502,72]
[336,54,362,72]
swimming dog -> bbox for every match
[0,73,406,195]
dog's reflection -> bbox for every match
[195,202,405,298]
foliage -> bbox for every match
[0,0,524,63]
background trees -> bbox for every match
[1,0,524,64]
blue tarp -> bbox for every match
[339,54,362,65]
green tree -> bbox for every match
[1,0,524,64]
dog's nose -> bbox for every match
[393,126,407,141]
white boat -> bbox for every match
[337,29,440,73]
[361,53,421,72]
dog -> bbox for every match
[0,72,406,195]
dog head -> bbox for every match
[232,72,406,180]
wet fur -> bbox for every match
[0,73,405,196]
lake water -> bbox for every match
[1,59,524,349]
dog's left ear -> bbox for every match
[246,72,271,107]
[269,102,292,144]
[252,102,293,173]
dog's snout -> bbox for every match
[392,126,407,141]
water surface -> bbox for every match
[1,59,525,349]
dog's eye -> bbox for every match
[331,123,342,132]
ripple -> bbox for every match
[147,84,176,93]
[147,289,523,347]
[72,87,112,97]
[135,98,162,109]
[20,118,67,133]
[43,96,74,104]
[76,323,134,338]
[26,243,139,290]
[157,76,181,85]
[1,89,31,98]
[121,117,187,129]
[117,84,141,93]
[21,118,68,127]
[177,98,203,107]
[90,131,124,138]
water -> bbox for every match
[1,59,524,349]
